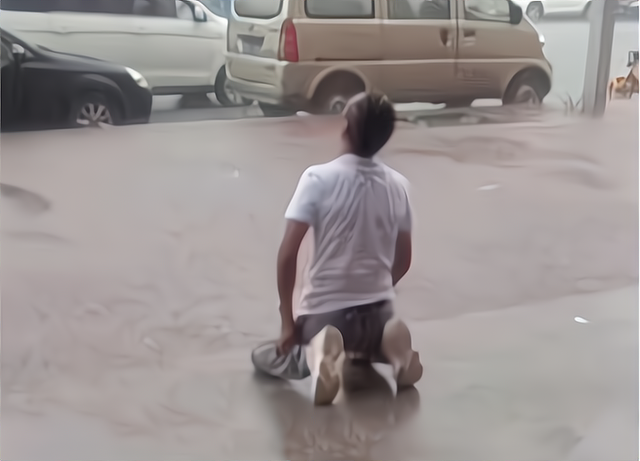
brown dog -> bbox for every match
[608,64,639,101]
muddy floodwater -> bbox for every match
[1,103,638,460]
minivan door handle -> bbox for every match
[462,29,477,46]
[439,29,452,47]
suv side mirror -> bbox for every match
[508,1,523,25]
[193,4,207,22]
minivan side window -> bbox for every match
[389,0,450,20]
[305,0,374,18]
[234,0,283,19]
[463,0,510,22]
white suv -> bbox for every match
[0,0,246,106]
[511,0,593,22]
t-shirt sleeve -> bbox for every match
[284,167,323,225]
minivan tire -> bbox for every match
[70,92,120,127]
[258,102,296,117]
[502,72,548,106]
[215,67,252,107]
[312,73,366,115]
[526,2,544,22]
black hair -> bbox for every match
[346,93,396,159]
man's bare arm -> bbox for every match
[392,230,412,286]
[277,219,310,326]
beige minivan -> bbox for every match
[225,0,552,116]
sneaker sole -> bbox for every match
[312,326,344,406]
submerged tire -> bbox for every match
[311,72,366,114]
[503,71,550,106]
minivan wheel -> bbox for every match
[215,67,252,107]
[312,73,365,115]
[503,74,547,106]
[71,92,120,127]
[526,2,544,22]
[258,102,296,117]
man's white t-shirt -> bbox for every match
[285,153,412,316]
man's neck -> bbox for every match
[339,139,352,157]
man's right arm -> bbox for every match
[392,230,412,286]
[392,184,413,286]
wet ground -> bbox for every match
[1,102,638,460]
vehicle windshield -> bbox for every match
[199,0,232,18]
[0,28,34,52]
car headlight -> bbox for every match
[125,67,149,89]
[539,33,545,46]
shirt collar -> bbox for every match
[337,153,378,165]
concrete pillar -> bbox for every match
[582,0,618,117]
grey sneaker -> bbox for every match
[251,341,311,380]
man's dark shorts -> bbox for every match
[252,300,393,379]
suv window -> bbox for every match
[463,0,510,22]
[0,0,189,17]
[175,0,194,19]
[1,0,135,14]
[200,0,231,18]
[1,0,47,11]
[132,0,178,17]
[305,0,374,18]
[389,0,449,20]
[234,0,283,19]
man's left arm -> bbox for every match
[277,168,321,332]
[277,220,309,330]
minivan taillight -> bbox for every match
[279,19,299,62]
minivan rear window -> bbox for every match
[234,0,283,19]
[305,0,374,18]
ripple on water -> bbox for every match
[1,183,52,214]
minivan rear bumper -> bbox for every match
[225,54,316,109]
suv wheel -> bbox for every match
[71,92,119,127]
[258,102,296,117]
[215,67,252,107]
